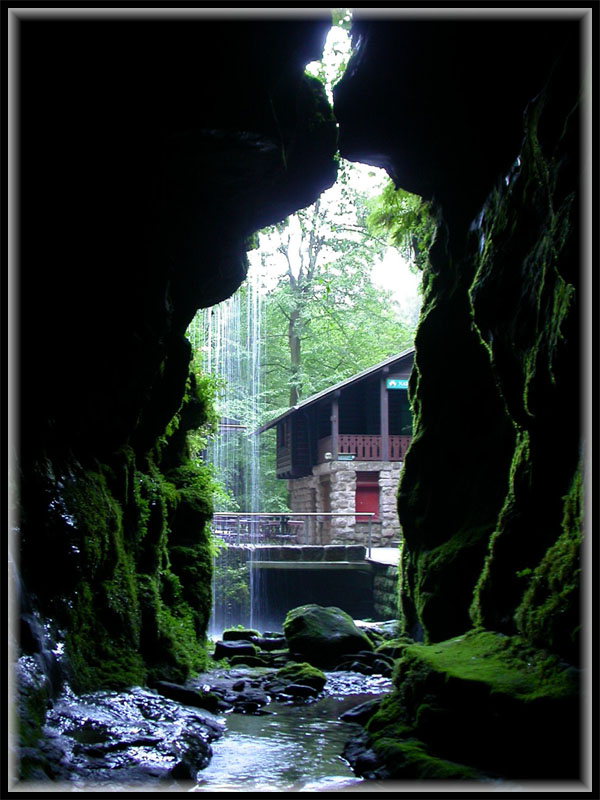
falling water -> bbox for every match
[187,268,264,635]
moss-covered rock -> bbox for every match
[283,604,373,668]
[222,628,261,642]
[362,630,579,780]
[18,369,217,694]
[274,661,327,692]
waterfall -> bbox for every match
[187,267,264,635]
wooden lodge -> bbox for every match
[258,348,414,546]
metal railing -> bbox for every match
[211,512,375,557]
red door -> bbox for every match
[355,472,379,522]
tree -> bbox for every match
[254,160,416,416]
[366,181,438,272]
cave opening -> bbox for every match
[10,7,590,791]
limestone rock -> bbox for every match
[283,604,373,668]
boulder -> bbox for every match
[282,683,318,699]
[340,697,383,726]
[213,640,258,661]
[222,628,260,642]
[283,604,373,668]
[151,681,220,713]
[228,655,268,668]
[250,636,286,651]
[273,661,327,692]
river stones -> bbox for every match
[339,697,383,725]
[280,683,319,699]
[168,731,213,780]
[222,628,261,641]
[39,686,224,785]
[213,640,259,661]
[266,661,327,695]
[333,650,395,677]
[250,635,286,651]
[151,680,221,713]
[283,604,374,668]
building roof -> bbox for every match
[256,347,415,434]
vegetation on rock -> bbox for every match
[359,630,579,779]
[283,604,373,668]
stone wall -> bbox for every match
[287,460,403,546]
[373,564,399,620]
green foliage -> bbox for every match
[257,161,416,412]
[331,8,352,31]
[33,357,221,692]
[212,555,250,620]
[366,181,438,271]
[305,13,352,100]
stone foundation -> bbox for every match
[287,461,403,547]
[373,564,399,620]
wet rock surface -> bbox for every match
[32,686,224,786]
[283,604,375,668]
[15,615,397,788]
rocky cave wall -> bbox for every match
[16,16,338,696]
[334,16,584,664]
[15,12,585,740]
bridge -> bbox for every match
[211,512,399,566]
[211,513,400,629]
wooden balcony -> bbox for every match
[317,434,412,463]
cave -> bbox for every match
[10,8,590,788]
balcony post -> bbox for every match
[331,392,340,460]
[380,368,389,461]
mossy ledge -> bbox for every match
[359,630,579,780]
[19,370,217,693]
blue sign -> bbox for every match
[386,378,409,390]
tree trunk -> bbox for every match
[289,308,301,406]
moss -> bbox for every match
[283,604,373,667]
[363,630,579,780]
[364,694,477,780]
[365,693,412,736]
[375,637,412,659]
[18,361,219,694]
[275,661,327,691]
[373,737,479,781]
[399,630,577,701]
[55,468,147,691]
[514,465,582,660]
[464,79,581,648]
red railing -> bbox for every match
[317,434,411,463]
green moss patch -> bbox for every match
[275,662,327,692]
[400,630,578,701]
[373,736,479,781]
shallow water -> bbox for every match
[192,673,391,793]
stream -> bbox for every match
[193,672,391,792]
[21,663,391,792]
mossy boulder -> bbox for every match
[222,628,261,642]
[283,604,373,668]
[363,630,579,780]
[213,640,259,662]
[375,637,413,659]
[274,662,327,692]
